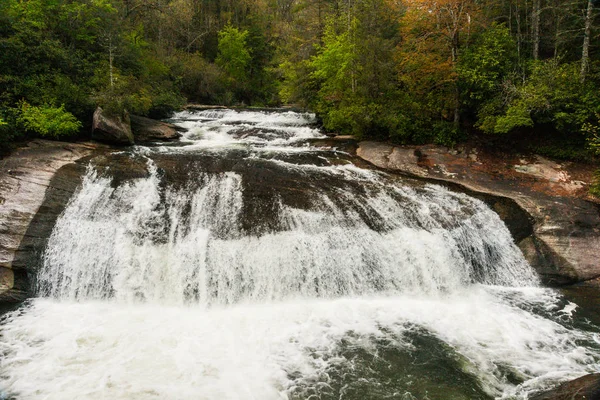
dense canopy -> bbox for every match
[0,0,599,168]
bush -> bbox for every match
[591,171,600,198]
[17,102,82,137]
[174,52,227,104]
[585,114,600,198]
[475,61,600,136]
[92,63,184,118]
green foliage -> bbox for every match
[459,24,517,103]
[306,8,404,139]
[586,113,600,198]
[476,61,600,135]
[17,102,82,137]
[591,172,600,198]
[584,113,600,153]
[175,52,225,103]
[0,0,598,153]
[216,25,251,85]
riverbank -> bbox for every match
[355,141,600,287]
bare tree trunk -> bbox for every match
[109,46,114,88]
[554,10,560,59]
[515,0,522,63]
[532,0,541,59]
[580,0,593,82]
[452,29,460,127]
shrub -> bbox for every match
[17,102,82,137]
[591,171,600,198]
[585,114,600,198]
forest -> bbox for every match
[0,0,599,192]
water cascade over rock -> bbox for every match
[1,110,599,400]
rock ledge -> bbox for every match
[357,141,600,286]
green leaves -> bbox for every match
[216,25,252,84]
[17,102,82,137]
[475,60,600,136]
[458,24,517,102]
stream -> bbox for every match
[1,109,599,399]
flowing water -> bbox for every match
[1,109,599,399]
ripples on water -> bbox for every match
[1,109,599,400]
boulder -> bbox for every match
[92,107,134,145]
[130,114,182,143]
[530,374,600,400]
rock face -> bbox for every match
[92,107,135,145]
[0,140,107,302]
[356,141,600,286]
[530,373,600,400]
[130,114,182,143]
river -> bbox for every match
[1,109,599,399]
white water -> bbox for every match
[1,110,599,400]
[169,109,323,149]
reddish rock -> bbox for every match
[357,141,600,286]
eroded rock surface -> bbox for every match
[92,107,135,145]
[130,114,182,143]
[0,140,107,302]
[357,141,600,285]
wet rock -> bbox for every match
[0,140,109,303]
[530,373,600,400]
[92,107,134,145]
[357,141,600,286]
[130,114,182,143]
[184,104,227,111]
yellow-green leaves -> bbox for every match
[17,102,82,137]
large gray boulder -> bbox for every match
[130,114,182,143]
[92,107,134,145]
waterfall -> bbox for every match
[1,109,598,400]
[37,158,536,304]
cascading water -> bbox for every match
[1,109,599,400]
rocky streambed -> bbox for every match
[0,110,599,399]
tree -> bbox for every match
[459,23,518,103]
[532,0,541,59]
[397,0,482,128]
[580,0,594,81]
[216,25,252,101]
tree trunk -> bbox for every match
[554,11,560,59]
[452,29,460,128]
[532,0,541,59]
[109,37,115,88]
[515,0,522,63]
[580,0,593,82]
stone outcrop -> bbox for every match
[92,107,135,145]
[530,373,600,400]
[130,114,182,143]
[356,141,600,286]
[0,140,107,302]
